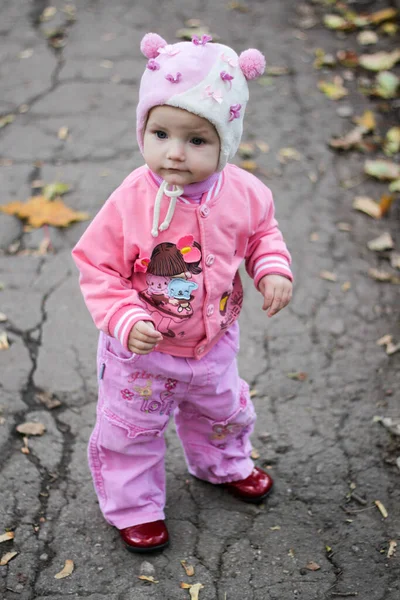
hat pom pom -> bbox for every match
[239,49,266,80]
[141,33,167,59]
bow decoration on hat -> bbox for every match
[203,85,223,104]
[192,34,213,46]
[229,104,242,122]
[165,72,182,83]
[158,45,180,56]
[221,53,238,68]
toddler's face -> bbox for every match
[143,106,220,186]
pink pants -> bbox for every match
[88,323,256,529]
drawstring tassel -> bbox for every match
[151,180,183,237]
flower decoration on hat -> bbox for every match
[192,34,213,46]
[176,235,201,263]
[146,59,160,71]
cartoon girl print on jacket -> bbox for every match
[137,235,202,338]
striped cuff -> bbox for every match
[109,305,155,350]
[253,255,293,288]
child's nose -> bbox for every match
[166,140,185,161]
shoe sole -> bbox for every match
[229,484,274,504]
[123,540,169,553]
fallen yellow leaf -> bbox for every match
[353,109,376,132]
[251,449,260,459]
[0,532,14,544]
[375,500,388,519]
[352,196,381,219]
[0,332,9,350]
[270,525,281,531]
[54,559,74,579]
[387,540,397,558]
[0,551,18,566]
[320,270,337,282]
[306,561,321,571]
[138,575,159,583]
[0,195,89,228]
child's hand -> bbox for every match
[128,321,163,354]
[258,274,292,317]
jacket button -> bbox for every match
[206,305,214,316]
[197,345,205,355]
[200,206,210,218]
[205,254,215,266]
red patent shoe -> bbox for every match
[223,467,274,503]
[120,520,169,553]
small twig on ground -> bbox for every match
[350,492,367,506]
[340,505,375,514]
[331,593,358,597]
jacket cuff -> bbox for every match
[109,305,155,350]
[253,255,293,289]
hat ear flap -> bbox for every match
[140,33,168,59]
[239,49,266,80]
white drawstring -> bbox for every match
[151,180,183,237]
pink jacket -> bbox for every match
[72,164,292,359]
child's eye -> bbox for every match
[191,137,205,146]
[155,130,167,139]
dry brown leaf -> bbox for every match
[251,449,260,459]
[58,126,69,140]
[54,559,74,579]
[181,559,195,577]
[0,195,89,228]
[36,391,61,410]
[21,437,30,454]
[189,583,204,599]
[329,125,366,151]
[353,109,376,132]
[278,147,303,163]
[341,281,351,292]
[390,253,400,270]
[0,332,9,350]
[238,143,256,158]
[379,194,395,218]
[249,389,258,398]
[227,2,250,13]
[337,222,352,232]
[368,8,398,25]
[318,77,348,100]
[16,422,46,436]
[368,268,400,284]
[0,532,14,544]
[240,160,258,172]
[353,196,381,219]
[357,30,378,45]
[0,551,18,566]
[180,582,192,589]
[367,232,394,251]
[138,575,159,583]
[320,270,337,282]
[288,548,295,558]
[255,141,270,153]
[387,540,397,558]
[287,372,308,381]
[306,561,321,571]
[377,334,393,346]
[375,500,388,518]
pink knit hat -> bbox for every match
[136,33,266,171]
